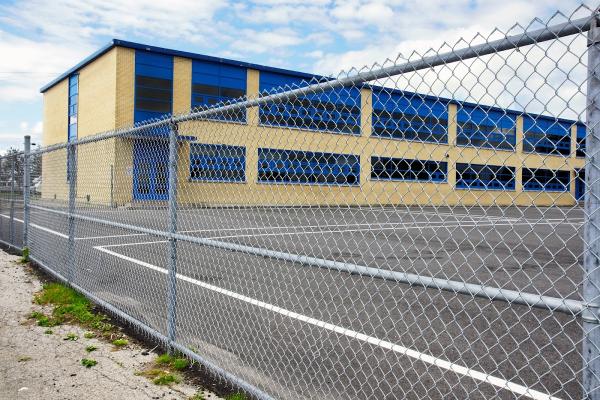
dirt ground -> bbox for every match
[0,249,223,400]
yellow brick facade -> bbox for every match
[41,45,586,208]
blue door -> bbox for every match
[133,140,169,200]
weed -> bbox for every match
[112,338,128,347]
[153,373,180,385]
[63,333,78,341]
[137,368,181,386]
[85,345,97,353]
[20,247,29,263]
[171,358,189,370]
[29,311,57,327]
[225,394,248,400]
[189,392,206,400]
[156,353,172,365]
[44,329,53,334]
[81,358,97,368]
[83,331,95,339]
[34,283,112,332]
[18,356,32,362]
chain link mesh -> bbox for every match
[14,5,600,399]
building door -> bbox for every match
[133,140,169,201]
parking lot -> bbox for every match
[1,201,585,399]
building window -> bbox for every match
[577,123,586,158]
[371,90,448,144]
[456,104,516,150]
[456,163,515,190]
[189,143,246,182]
[134,51,173,124]
[67,74,78,181]
[523,115,571,156]
[192,60,246,122]
[259,71,361,135]
[523,168,570,192]
[258,148,360,185]
[68,74,78,141]
[371,156,447,182]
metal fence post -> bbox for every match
[9,155,15,246]
[67,141,77,283]
[167,121,179,350]
[584,11,600,400]
[23,135,30,248]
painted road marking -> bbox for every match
[94,244,559,400]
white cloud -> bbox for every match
[0,30,93,102]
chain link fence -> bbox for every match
[8,5,600,399]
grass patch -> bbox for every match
[154,353,189,370]
[28,311,56,327]
[171,358,189,370]
[83,331,95,339]
[63,333,78,341]
[44,329,53,334]
[34,283,113,333]
[81,358,97,368]
[20,247,29,263]
[85,345,97,353]
[137,369,181,386]
[112,338,128,347]
[225,394,248,400]
[153,372,181,385]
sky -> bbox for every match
[0,0,593,151]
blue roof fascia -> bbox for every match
[40,39,583,127]
[41,39,327,93]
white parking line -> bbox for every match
[0,214,69,239]
[93,244,558,400]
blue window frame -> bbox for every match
[259,72,361,135]
[192,60,246,122]
[456,163,515,190]
[523,115,571,156]
[134,51,173,124]
[371,156,447,182]
[577,123,586,158]
[68,74,78,141]
[371,90,448,144]
[67,74,78,182]
[189,143,246,182]
[258,148,360,185]
[576,169,585,200]
[523,168,570,192]
[456,104,516,150]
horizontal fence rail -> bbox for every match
[10,5,600,400]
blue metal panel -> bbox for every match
[134,50,173,125]
[456,103,516,150]
[372,90,448,144]
[191,60,246,122]
[189,143,246,182]
[576,169,585,200]
[259,71,361,135]
[523,115,571,156]
[258,148,360,185]
[577,123,586,158]
[456,163,515,190]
